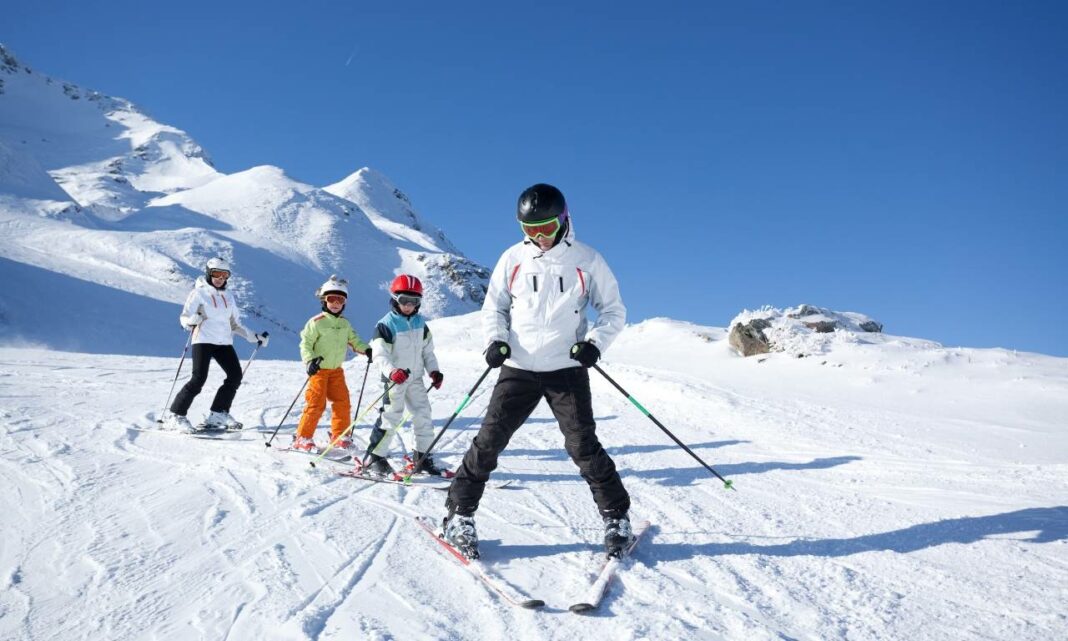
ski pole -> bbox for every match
[310,379,400,468]
[157,329,193,423]
[405,367,492,481]
[346,356,371,479]
[265,375,311,448]
[352,356,371,430]
[242,331,268,376]
[592,364,735,491]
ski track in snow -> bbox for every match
[1,332,1067,641]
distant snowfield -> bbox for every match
[2,315,1066,641]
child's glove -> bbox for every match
[569,341,601,368]
[389,368,409,384]
[306,357,323,376]
[364,348,373,362]
[430,371,444,389]
[255,332,270,347]
[484,341,510,368]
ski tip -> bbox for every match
[569,603,594,613]
[521,599,546,609]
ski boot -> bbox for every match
[291,436,319,452]
[332,437,355,452]
[365,454,395,478]
[603,513,634,559]
[204,411,242,431]
[443,511,480,560]
[165,413,196,433]
[408,451,454,478]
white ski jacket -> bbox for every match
[482,222,626,372]
[178,276,255,346]
[371,310,440,380]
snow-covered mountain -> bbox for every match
[0,45,489,356]
[1,316,1065,640]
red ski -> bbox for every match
[414,516,544,609]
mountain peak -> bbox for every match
[0,43,27,75]
[327,166,401,200]
[324,167,455,254]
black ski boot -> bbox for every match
[603,513,634,558]
[443,510,480,560]
[365,454,395,478]
[410,451,450,477]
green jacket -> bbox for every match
[299,312,370,369]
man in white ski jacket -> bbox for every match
[444,183,633,560]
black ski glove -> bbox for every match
[364,347,372,362]
[569,341,600,368]
[484,341,510,368]
[430,370,444,389]
[306,356,323,376]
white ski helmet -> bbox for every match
[316,275,349,299]
[205,257,231,278]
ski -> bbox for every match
[275,446,353,463]
[414,516,545,609]
[338,470,451,489]
[189,431,245,441]
[568,519,652,614]
[338,470,515,492]
[129,425,253,440]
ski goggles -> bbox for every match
[392,293,422,307]
[520,216,562,240]
[209,270,230,279]
[324,294,347,305]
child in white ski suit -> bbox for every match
[364,275,445,477]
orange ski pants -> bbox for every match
[295,367,351,441]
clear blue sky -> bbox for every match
[7,1,1067,355]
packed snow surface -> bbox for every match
[2,315,1066,640]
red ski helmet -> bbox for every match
[389,274,423,296]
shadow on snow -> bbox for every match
[649,506,1068,561]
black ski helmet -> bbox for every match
[517,183,567,223]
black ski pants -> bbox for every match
[170,343,242,416]
[447,365,630,518]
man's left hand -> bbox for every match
[569,341,600,367]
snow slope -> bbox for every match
[2,316,1065,641]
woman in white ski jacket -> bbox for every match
[166,258,267,432]
[443,183,633,561]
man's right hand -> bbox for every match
[389,368,409,384]
[306,357,323,376]
[484,341,510,368]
